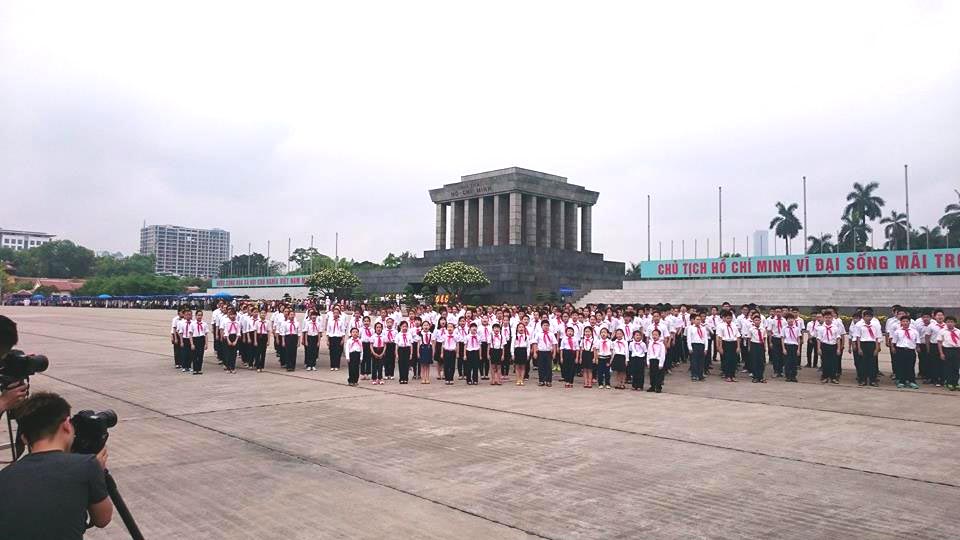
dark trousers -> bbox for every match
[457,344,465,377]
[750,343,766,380]
[597,357,611,386]
[397,346,411,382]
[820,343,838,379]
[721,341,738,378]
[537,351,553,384]
[348,351,361,384]
[784,343,799,380]
[856,342,878,383]
[360,342,372,375]
[918,345,930,379]
[213,331,222,361]
[501,346,511,376]
[328,336,344,369]
[649,360,664,390]
[480,343,489,378]
[173,342,182,367]
[192,337,206,373]
[305,335,319,368]
[560,349,577,383]
[283,335,299,370]
[689,343,705,380]
[894,347,916,383]
[806,337,819,366]
[770,337,784,375]
[443,350,457,381]
[384,343,396,377]
[466,349,480,383]
[739,339,750,370]
[254,335,268,369]
[708,335,717,362]
[225,342,238,370]
[371,347,384,380]
[944,348,959,386]
[631,356,646,389]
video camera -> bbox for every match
[0,349,49,389]
[70,410,118,455]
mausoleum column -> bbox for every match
[581,204,592,253]
[435,203,447,250]
[541,197,552,248]
[525,194,538,246]
[555,200,566,250]
[509,192,522,245]
[452,200,465,248]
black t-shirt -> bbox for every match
[0,450,108,540]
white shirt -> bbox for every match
[560,334,579,351]
[629,340,647,358]
[816,320,844,345]
[326,314,347,337]
[854,319,882,342]
[768,316,786,338]
[937,327,960,348]
[781,322,802,345]
[686,324,709,347]
[346,336,364,354]
[718,321,741,341]
[891,327,918,349]
[189,320,209,338]
[647,340,667,367]
[255,318,272,335]
[597,338,613,357]
[222,319,242,336]
[441,332,459,351]
[534,330,556,351]
[465,333,482,351]
[512,333,529,350]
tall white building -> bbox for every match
[0,228,56,251]
[752,229,769,257]
[139,224,230,277]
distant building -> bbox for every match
[752,230,769,257]
[0,228,56,251]
[139,224,230,278]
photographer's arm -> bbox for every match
[0,381,28,413]
[88,447,114,528]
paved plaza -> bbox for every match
[2,306,958,539]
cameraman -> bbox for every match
[0,315,28,413]
[0,392,113,538]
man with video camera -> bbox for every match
[0,315,28,414]
[0,315,114,538]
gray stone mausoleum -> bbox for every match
[355,167,624,303]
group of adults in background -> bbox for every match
[169,300,960,393]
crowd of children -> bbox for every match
[169,301,960,393]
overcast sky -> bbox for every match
[2,1,958,266]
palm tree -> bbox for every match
[769,202,802,254]
[838,211,872,252]
[939,189,960,232]
[844,181,884,248]
[880,210,909,250]
[916,226,946,249]
[625,262,642,278]
[806,233,835,254]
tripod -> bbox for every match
[102,469,145,540]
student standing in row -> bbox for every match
[629,330,647,390]
[464,324,481,385]
[302,310,322,371]
[176,309,193,372]
[396,321,413,384]
[610,329,628,390]
[190,310,209,375]
[596,328,613,389]
[533,320,557,387]
[418,321,434,384]
[781,313,802,383]
[254,310,271,372]
[326,307,346,371]
[346,327,363,386]
[383,318,398,380]
[717,311,741,382]
[370,322,386,384]
[891,315,919,389]
[512,324,529,386]
[748,314,767,383]
[937,316,960,391]
[222,310,241,374]
[647,329,667,393]
[853,309,882,386]
[172,307,185,369]
[280,311,301,372]
[805,312,822,368]
[559,326,579,388]
[686,314,708,382]
[817,311,845,384]
[489,323,505,385]
[579,326,597,388]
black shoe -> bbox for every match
[655,388,662,393]
[646,387,656,392]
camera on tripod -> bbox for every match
[0,349,49,389]
[71,410,118,454]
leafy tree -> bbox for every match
[218,253,282,277]
[838,211,872,252]
[382,251,415,268]
[76,274,189,296]
[914,226,946,250]
[305,267,361,300]
[14,240,96,278]
[880,210,909,250]
[93,253,156,276]
[350,260,382,271]
[939,189,960,233]
[422,261,490,301]
[625,262,642,278]
[844,181,884,246]
[769,201,803,255]
[806,234,836,254]
[289,248,337,273]
[0,266,9,295]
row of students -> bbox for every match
[168,301,960,392]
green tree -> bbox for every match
[880,210,909,250]
[422,261,490,301]
[625,262,642,278]
[15,240,96,278]
[289,248,338,273]
[77,274,187,296]
[914,226,946,250]
[305,267,361,299]
[219,253,282,277]
[93,253,156,276]
[844,181,884,247]
[939,189,960,233]
[806,233,835,254]
[838,211,871,252]
[768,201,803,255]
